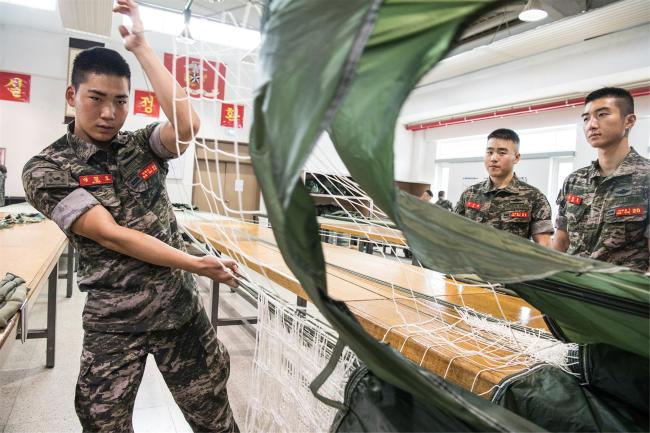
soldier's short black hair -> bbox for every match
[487,128,520,152]
[437,190,445,198]
[71,47,131,90]
[424,189,433,197]
[0,164,6,175]
[585,87,634,116]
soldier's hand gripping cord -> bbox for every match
[192,255,239,288]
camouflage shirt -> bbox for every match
[555,147,649,271]
[454,174,553,239]
[22,122,200,332]
[435,198,453,211]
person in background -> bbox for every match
[419,189,433,201]
[455,128,554,246]
[552,87,649,272]
[435,190,453,211]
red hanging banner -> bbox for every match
[163,53,226,99]
[0,71,31,103]
[220,103,245,128]
[133,90,160,117]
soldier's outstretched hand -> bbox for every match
[194,255,239,288]
[114,0,147,52]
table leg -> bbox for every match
[211,280,220,333]
[46,264,57,368]
[66,244,74,298]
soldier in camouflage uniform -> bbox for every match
[553,87,649,272]
[22,1,238,431]
[434,190,453,211]
[455,128,554,245]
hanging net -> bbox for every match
[154,1,649,432]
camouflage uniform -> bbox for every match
[23,122,237,432]
[434,198,453,211]
[556,147,649,271]
[454,174,553,240]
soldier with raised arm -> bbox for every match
[22,1,239,431]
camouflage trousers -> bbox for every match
[75,309,238,433]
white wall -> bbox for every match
[443,158,552,207]
[400,25,650,124]
[408,96,649,206]
[395,23,650,201]
[303,132,349,176]
[0,18,255,202]
[0,24,69,198]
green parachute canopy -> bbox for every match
[249,0,650,431]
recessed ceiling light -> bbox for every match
[518,0,548,22]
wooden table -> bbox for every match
[318,217,407,254]
[0,213,70,369]
[181,216,550,397]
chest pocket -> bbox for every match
[497,199,531,222]
[603,196,647,242]
[463,202,483,222]
[123,157,164,203]
[127,169,164,208]
[501,210,531,223]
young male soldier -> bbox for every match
[22,1,239,431]
[454,128,554,246]
[435,190,453,211]
[552,87,649,272]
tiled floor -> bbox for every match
[0,271,257,433]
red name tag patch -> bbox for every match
[615,206,643,217]
[566,194,583,205]
[138,162,159,180]
[510,211,529,219]
[466,201,481,210]
[79,174,113,186]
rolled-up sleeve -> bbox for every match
[148,123,178,160]
[531,191,554,235]
[555,185,568,231]
[532,220,554,235]
[22,161,98,236]
[51,188,99,235]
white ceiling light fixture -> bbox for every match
[518,0,549,22]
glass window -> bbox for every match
[435,124,577,160]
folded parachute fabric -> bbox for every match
[0,212,45,229]
[0,273,27,328]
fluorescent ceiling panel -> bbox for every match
[123,5,261,51]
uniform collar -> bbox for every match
[588,147,641,181]
[66,121,126,162]
[481,173,522,194]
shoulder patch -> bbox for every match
[43,171,69,187]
